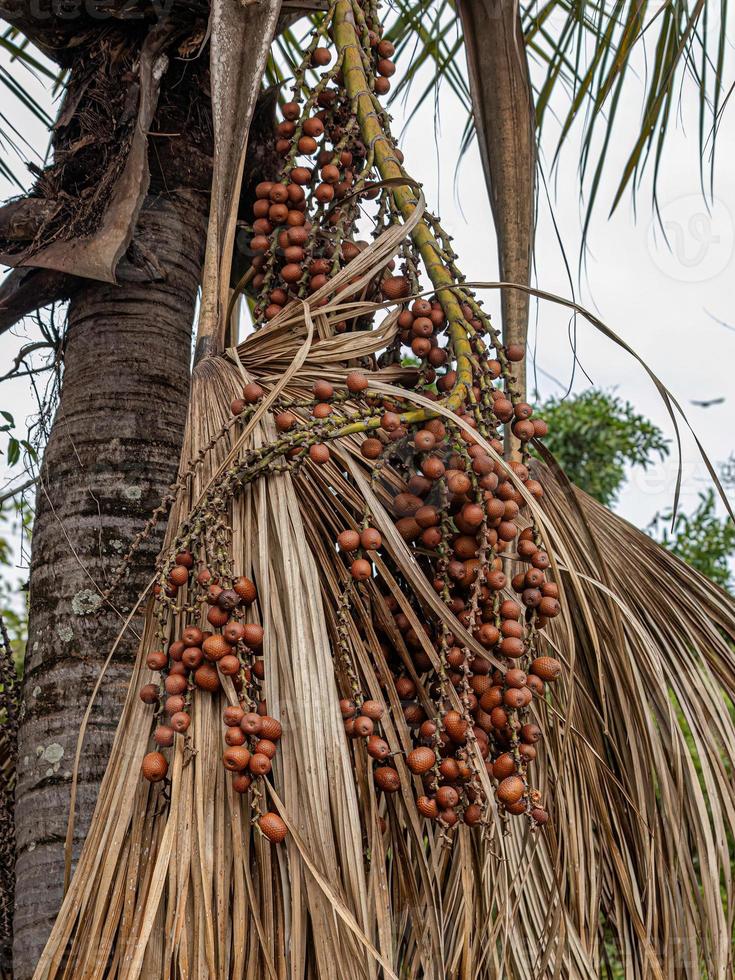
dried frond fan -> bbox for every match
[36,1,735,978]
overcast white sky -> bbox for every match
[1,9,734,575]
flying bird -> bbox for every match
[690,397,725,408]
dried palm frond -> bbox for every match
[34,271,735,977]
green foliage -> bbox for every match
[649,491,735,591]
[0,411,37,469]
[0,413,33,673]
[537,388,669,506]
[0,499,30,675]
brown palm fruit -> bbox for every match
[243,382,265,403]
[406,747,435,774]
[463,803,483,826]
[142,751,168,782]
[194,664,220,692]
[435,786,459,809]
[351,559,372,581]
[275,411,297,432]
[154,726,174,747]
[492,753,516,780]
[168,640,185,662]
[222,704,245,728]
[361,700,384,720]
[146,650,167,671]
[339,699,356,719]
[241,712,262,735]
[165,695,185,716]
[203,635,233,662]
[337,529,360,552]
[223,621,246,645]
[353,716,374,737]
[232,773,252,794]
[374,767,401,792]
[526,674,545,697]
[489,707,509,731]
[360,527,382,550]
[417,795,439,819]
[439,758,460,781]
[343,370,367,394]
[367,736,390,760]
[500,637,525,659]
[170,711,191,733]
[139,684,159,705]
[223,746,251,771]
[497,775,525,805]
[242,623,264,649]
[249,753,272,776]
[312,378,334,401]
[530,656,561,681]
[361,437,383,460]
[259,716,282,741]
[169,565,189,587]
[505,668,527,689]
[539,596,561,618]
[259,812,288,843]
[219,655,241,676]
[443,710,467,744]
[225,727,246,747]
[182,647,203,670]
[164,675,187,696]
[207,607,229,629]
[182,626,204,647]
[520,723,542,744]
[254,738,277,759]
[381,275,409,300]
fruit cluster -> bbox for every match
[135,0,562,844]
[140,556,286,842]
[242,11,403,328]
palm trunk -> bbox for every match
[12,190,207,979]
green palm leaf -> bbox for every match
[381,0,731,219]
[0,30,57,187]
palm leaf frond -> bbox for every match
[385,0,730,218]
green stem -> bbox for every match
[333,0,473,414]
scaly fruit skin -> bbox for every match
[141,752,168,783]
[259,813,288,843]
[406,747,436,775]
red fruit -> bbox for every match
[223,746,251,771]
[141,751,168,783]
[406,747,435,774]
[259,812,288,842]
[139,684,159,705]
[417,796,439,819]
[260,716,283,741]
[497,776,524,804]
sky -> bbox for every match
[1,8,734,582]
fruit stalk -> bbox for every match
[332,0,473,413]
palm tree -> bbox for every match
[1,1,733,977]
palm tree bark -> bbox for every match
[458,0,536,400]
[12,189,207,979]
